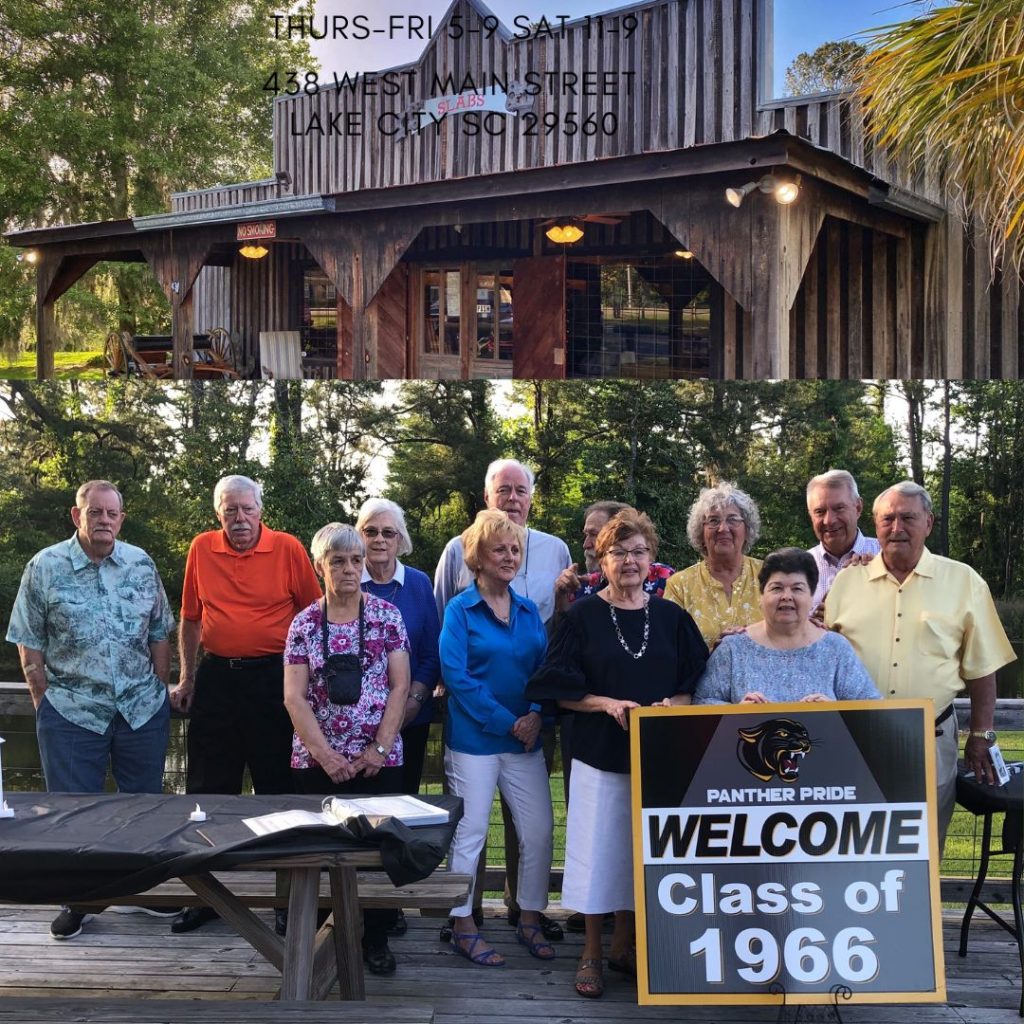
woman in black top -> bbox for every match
[527,510,707,999]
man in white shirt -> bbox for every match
[434,459,570,625]
[806,469,880,612]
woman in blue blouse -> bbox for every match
[440,509,552,967]
[356,498,441,797]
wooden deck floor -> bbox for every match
[0,903,1019,1023]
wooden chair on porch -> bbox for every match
[258,330,303,379]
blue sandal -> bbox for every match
[451,931,505,966]
[516,922,556,960]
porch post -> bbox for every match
[35,266,57,381]
[34,253,102,381]
[297,216,424,379]
[649,178,823,378]
[141,232,215,378]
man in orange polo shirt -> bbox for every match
[168,474,321,933]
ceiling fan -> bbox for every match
[540,213,627,227]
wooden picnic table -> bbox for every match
[0,792,461,1002]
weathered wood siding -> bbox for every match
[171,180,281,213]
[219,243,301,372]
[756,95,943,207]
[191,267,232,337]
[270,0,765,197]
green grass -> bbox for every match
[943,730,1021,880]
[0,350,107,379]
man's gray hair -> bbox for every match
[213,475,263,511]
[310,523,364,566]
[484,458,535,495]
[584,500,631,520]
[806,469,861,502]
[355,498,413,557]
[686,482,761,555]
[76,480,123,511]
[873,481,934,515]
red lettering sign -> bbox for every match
[236,221,277,241]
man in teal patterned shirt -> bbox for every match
[7,479,174,940]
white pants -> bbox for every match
[444,747,553,917]
[936,709,959,854]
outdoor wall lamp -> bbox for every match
[17,250,40,264]
[725,174,801,208]
[545,220,585,244]
[674,249,694,259]
[239,244,269,260]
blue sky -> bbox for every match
[306,0,931,95]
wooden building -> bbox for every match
[9,0,1022,380]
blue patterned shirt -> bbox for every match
[6,535,174,734]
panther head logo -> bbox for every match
[736,718,812,782]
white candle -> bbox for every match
[189,803,207,823]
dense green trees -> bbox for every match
[0,0,314,347]
[0,379,1020,674]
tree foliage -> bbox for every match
[0,0,315,347]
[784,40,868,95]
[856,0,1024,272]
[0,380,1020,677]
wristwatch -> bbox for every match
[969,730,997,742]
[410,691,426,704]
[373,742,388,758]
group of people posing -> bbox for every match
[7,461,1016,1000]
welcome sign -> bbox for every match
[630,701,945,1006]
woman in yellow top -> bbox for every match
[664,482,763,646]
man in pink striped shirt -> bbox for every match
[806,469,880,613]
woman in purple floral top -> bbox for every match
[283,522,410,975]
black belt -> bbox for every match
[206,653,280,670]
[935,704,955,735]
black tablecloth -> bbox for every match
[0,792,461,904]
[956,768,1023,852]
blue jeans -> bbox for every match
[36,693,169,794]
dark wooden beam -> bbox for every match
[34,254,102,380]
[140,232,216,376]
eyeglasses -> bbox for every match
[607,546,650,562]
[362,527,398,539]
[704,515,744,529]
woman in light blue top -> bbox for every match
[695,548,879,705]
[440,509,552,967]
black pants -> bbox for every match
[186,654,293,795]
[292,762,403,948]
[396,721,431,796]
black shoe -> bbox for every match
[566,910,613,933]
[507,908,563,941]
[387,909,408,937]
[50,908,90,940]
[170,906,218,934]
[363,942,396,975]
[274,909,288,936]
[440,907,482,942]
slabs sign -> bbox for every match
[630,701,945,1005]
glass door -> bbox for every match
[417,264,514,378]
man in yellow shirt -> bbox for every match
[825,481,1015,847]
